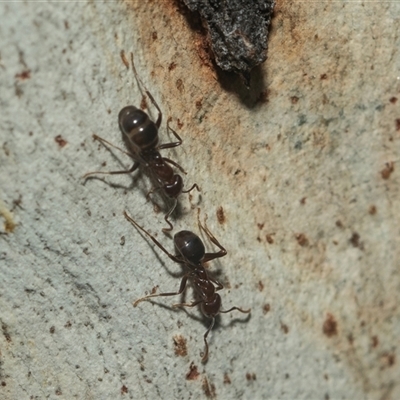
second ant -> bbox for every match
[84,52,198,231]
[124,210,250,363]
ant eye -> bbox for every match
[118,106,148,134]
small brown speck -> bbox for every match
[223,373,231,384]
[323,313,338,337]
[246,372,257,381]
[1,382,6,387]
[381,162,394,179]
[290,96,299,104]
[202,377,216,398]
[120,236,125,246]
[320,73,328,80]
[295,233,309,247]
[140,95,148,110]
[151,285,159,295]
[281,322,289,334]
[371,335,379,348]
[300,197,306,205]
[381,352,396,367]
[55,388,62,396]
[186,362,200,380]
[258,281,264,291]
[176,78,184,92]
[195,98,203,110]
[336,220,344,228]
[64,20,69,29]
[349,232,362,248]
[2,324,11,342]
[389,97,397,104]
[263,304,271,315]
[173,335,187,357]
[177,118,184,129]
[369,205,377,215]
[257,222,264,230]
[64,321,72,328]
[55,135,67,148]
[266,234,274,244]
[50,326,55,334]
[396,119,400,131]
[15,70,31,80]
[168,62,177,71]
[152,31,158,40]
[121,385,128,394]
[216,206,225,224]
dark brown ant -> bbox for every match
[124,210,250,363]
[84,52,198,231]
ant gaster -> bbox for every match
[124,210,250,363]
[84,52,198,231]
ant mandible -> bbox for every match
[124,210,250,363]
[84,52,198,232]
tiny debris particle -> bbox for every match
[176,78,184,92]
[152,31,158,40]
[335,220,344,229]
[349,232,362,249]
[140,95,148,110]
[323,313,338,337]
[295,233,309,247]
[186,362,200,380]
[120,236,125,246]
[300,197,306,205]
[389,97,397,104]
[202,377,216,399]
[396,119,400,131]
[15,70,31,80]
[263,304,271,315]
[54,135,67,148]
[2,324,11,342]
[280,322,289,334]
[266,234,274,244]
[1,382,6,387]
[320,73,328,80]
[369,205,377,215]
[173,335,188,357]
[50,326,55,334]
[223,373,231,384]
[246,372,256,381]
[168,62,177,71]
[216,206,225,224]
[381,162,394,179]
[291,96,299,104]
[371,335,379,348]
[55,388,62,396]
[121,385,128,394]
[258,280,264,291]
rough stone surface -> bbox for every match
[1,1,399,399]
[183,0,275,76]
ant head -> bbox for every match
[174,230,205,264]
[118,106,158,150]
[201,294,221,318]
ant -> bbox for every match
[124,210,250,363]
[84,52,198,232]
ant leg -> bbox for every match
[124,211,183,264]
[92,134,133,157]
[157,119,182,150]
[220,306,251,314]
[133,275,189,307]
[182,183,200,194]
[129,53,162,128]
[146,186,162,202]
[83,161,139,179]
[162,199,177,233]
[197,211,227,262]
[201,318,215,363]
[172,299,202,309]
[163,158,187,174]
